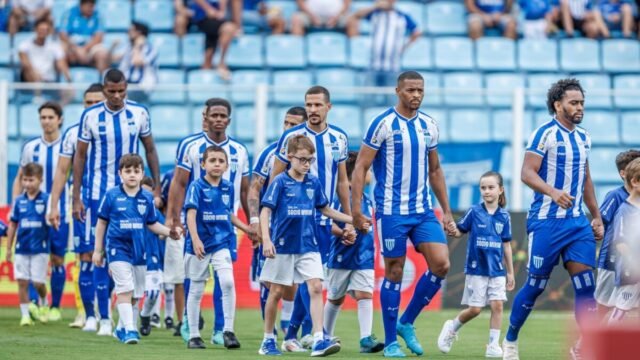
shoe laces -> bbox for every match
[444,330,458,344]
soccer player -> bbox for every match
[594,150,640,319]
[502,78,604,360]
[48,83,105,329]
[93,154,178,345]
[258,135,360,357]
[184,145,250,349]
[12,102,68,323]
[72,68,163,335]
[323,151,384,354]
[6,163,50,326]
[351,71,454,357]
[438,171,515,358]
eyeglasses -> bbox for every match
[291,156,316,165]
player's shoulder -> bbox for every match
[496,206,511,218]
[606,186,629,203]
[257,141,278,160]
[220,178,234,190]
[530,119,558,142]
[227,136,249,153]
[328,124,348,138]
[418,110,438,125]
[140,188,155,201]
[181,132,206,150]
[282,123,307,138]
[574,125,590,139]
[125,100,150,114]
[369,107,396,124]
[21,136,41,150]
[80,102,104,118]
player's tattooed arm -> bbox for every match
[247,175,265,245]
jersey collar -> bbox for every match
[40,134,62,147]
[103,102,126,116]
[119,184,143,198]
[552,118,577,134]
[203,132,230,147]
[304,123,328,136]
[480,202,500,216]
[393,107,419,122]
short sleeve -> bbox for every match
[10,201,20,223]
[78,109,93,143]
[144,45,158,66]
[52,42,65,60]
[314,179,329,209]
[58,8,72,33]
[60,127,77,158]
[146,199,159,224]
[456,208,473,233]
[261,177,281,210]
[0,220,7,237]
[362,117,388,150]
[19,142,31,167]
[241,147,250,176]
[139,108,152,137]
[525,127,551,157]
[404,13,418,33]
[502,214,512,242]
[338,132,349,163]
[94,13,105,33]
[227,186,235,212]
[184,183,199,211]
[18,40,30,53]
[97,193,111,220]
[252,147,272,178]
[428,119,439,149]
[600,192,620,227]
[275,132,292,164]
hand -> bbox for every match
[591,217,604,241]
[73,197,86,222]
[193,239,205,260]
[550,189,574,209]
[153,195,164,209]
[446,221,457,236]
[341,228,356,246]
[48,207,61,231]
[441,211,454,231]
[352,211,370,232]
[92,251,104,267]
[262,239,276,258]
[326,15,340,28]
[248,223,261,248]
[169,227,182,240]
[482,13,494,26]
[506,273,515,291]
[5,248,12,262]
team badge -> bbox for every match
[222,194,230,206]
[306,188,314,199]
[494,222,504,235]
[337,255,342,263]
[384,238,395,251]
[35,204,45,214]
[128,122,137,135]
[137,204,147,215]
[423,129,431,146]
[532,255,544,269]
[279,238,285,246]
[331,143,341,161]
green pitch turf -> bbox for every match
[0,308,575,359]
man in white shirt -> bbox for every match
[8,0,52,35]
[291,0,351,35]
[19,18,71,83]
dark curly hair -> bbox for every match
[546,78,584,115]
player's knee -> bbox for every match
[468,306,483,316]
[307,280,323,296]
[269,285,285,300]
[50,255,64,266]
[430,259,450,278]
[385,261,405,282]
[329,297,344,306]
[490,301,503,312]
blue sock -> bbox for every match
[50,265,66,308]
[259,284,269,321]
[79,261,95,318]
[298,283,312,336]
[400,271,443,325]
[94,265,110,319]
[301,315,312,337]
[213,273,224,332]
[380,278,402,346]
[506,276,547,342]
[28,282,38,304]
[572,270,597,329]
[183,278,190,320]
[285,287,307,341]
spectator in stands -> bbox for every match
[465,0,518,40]
[232,0,286,34]
[113,21,158,104]
[559,0,608,38]
[599,0,635,38]
[8,0,53,35]
[0,1,11,32]
[519,0,561,39]
[174,0,238,80]
[58,0,109,73]
[19,17,71,83]
[290,0,352,36]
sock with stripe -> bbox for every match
[380,278,402,346]
[506,275,547,342]
[50,265,66,308]
[400,270,443,325]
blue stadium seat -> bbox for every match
[329,105,363,140]
[149,34,180,67]
[190,107,204,133]
[150,69,186,104]
[621,112,640,144]
[349,36,371,69]
[559,39,600,72]
[315,68,357,103]
[492,110,534,142]
[103,33,129,63]
[8,104,18,138]
[574,74,611,109]
[613,75,640,109]
[425,1,466,35]
[150,106,191,140]
[533,109,553,128]
[419,72,442,106]
[434,37,474,70]
[442,72,483,106]
[363,107,388,124]
[475,38,516,71]
[602,40,640,73]
[134,0,173,32]
[9,139,22,165]
[155,142,178,167]
[63,104,85,126]
[449,109,491,142]
[234,106,276,141]
[585,111,620,145]
[499,146,513,181]
[401,37,432,70]
[231,70,270,104]
[19,103,41,137]
[0,68,15,99]
[307,33,347,67]
[485,73,524,107]
[227,35,264,68]
[266,35,306,68]
[0,33,9,65]
[518,39,559,72]
[52,0,75,25]
[272,71,312,104]
[527,73,564,107]
[590,147,623,182]
[396,2,425,30]
[70,68,101,101]
[424,108,448,142]
[187,69,229,103]
[181,33,205,68]
[99,0,131,31]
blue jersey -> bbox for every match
[184,178,235,256]
[145,212,165,271]
[525,119,591,220]
[474,0,506,13]
[367,9,418,72]
[97,186,158,264]
[262,172,329,255]
[362,107,439,216]
[253,141,278,201]
[10,192,50,255]
[0,220,7,237]
[598,186,629,270]
[160,170,174,205]
[519,0,553,20]
[327,194,375,270]
[457,203,512,277]
[58,5,104,46]
[611,200,640,286]
[600,1,631,20]
[187,0,220,22]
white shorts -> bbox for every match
[523,19,547,39]
[14,253,49,284]
[461,275,507,307]
[145,270,163,293]
[184,249,233,282]
[614,284,640,311]
[326,269,374,300]
[259,252,324,286]
[163,236,185,284]
[109,261,146,298]
[595,269,618,307]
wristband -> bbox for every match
[250,217,259,224]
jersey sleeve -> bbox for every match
[78,109,93,143]
[139,107,152,137]
[58,8,72,33]
[600,191,621,227]
[9,200,20,223]
[252,147,271,178]
[314,179,329,209]
[0,220,7,237]
[94,12,105,33]
[525,126,551,157]
[184,183,199,211]
[19,142,31,167]
[502,213,512,242]
[60,127,77,158]
[428,118,439,149]
[176,142,194,172]
[241,147,250,176]
[261,177,281,210]
[146,203,159,225]
[96,193,111,221]
[362,117,388,150]
[228,186,235,212]
[338,132,349,163]
[456,208,473,233]
[275,132,292,164]
[404,12,418,33]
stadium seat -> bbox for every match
[234,106,276,141]
[419,72,442,106]
[8,104,18,138]
[500,146,512,181]
[533,109,554,128]
[329,105,363,140]
[596,183,620,204]
[315,68,357,103]
[396,1,425,30]
[266,35,306,69]
[559,39,600,72]
[475,38,516,71]
[363,107,388,124]
[150,69,186,104]
[63,104,85,126]
[424,108,448,142]
[19,103,41,137]
[0,68,15,99]
[449,109,491,142]
[99,0,131,31]
[134,0,173,32]
[492,110,534,142]
[518,39,559,72]
[350,2,372,34]
[602,40,640,73]
[150,106,191,140]
[187,69,229,103]
[307,33,347,67]
[103,33,129,63]
[149,34,180,67]
[584,111,620,145]
[401,37,433,70]
[0,33,9,65]
[442,72,483,106]
[613,75,640,110]
[425,1,466,35]
[70,67,100,84]
[434,37,474,70]
[527,73,565,107]
[190,107,204,133]
[227,35,264,68]
[574,74,612,109]
[485,73,525,107]
[181,33,205,68]
[621,112,640,144]
[349,36,371,69]
[155,142,178,167]
[9,139,23,165]
[590,147,623,182]
[231,70,271,104]
[272,71,312,104]
[52,0,75,26]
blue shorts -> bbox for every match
[377,211,447,258]
[72,217,88,253]
[316,223,332,264]
[50,221,69,257]
[76,199,100,254]
[526,216,596,277]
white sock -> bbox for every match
[357,299,373,339]
[452,317,463,332]
[489,329,501,345]
[20,303,30,317]
[39,295,48,307]
[281,300,294,321]
[132,301,140,329]
[117,303,134,331]
[264,332,276,340]
[218,268,236,332]
[141,291,157,317]
[117,315,124,329]
[164,284,175,319]
[313,331,323,345]
[323,302,341,336]
[152,289,162,316]
[187,280,205,339]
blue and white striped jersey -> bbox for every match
[526,119,592,220]
[368,9,418,72]
[77,100,152,201]
[275,123,349,225]
[362,107,439,216]
[252,141,278,201]
[60,123,79,158]
[175,132,250,213]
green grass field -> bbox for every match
[0,308,576,359]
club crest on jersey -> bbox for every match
[128,122,137,135]
[532,255,544,269]
[137,203,147,215]
[494,222,504,235]
[384,238,395,251]
[306,188,314,199]
[222,194,230,206]
[35,204,45,214]
[422,129,431,145]
[331,143,341,161]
